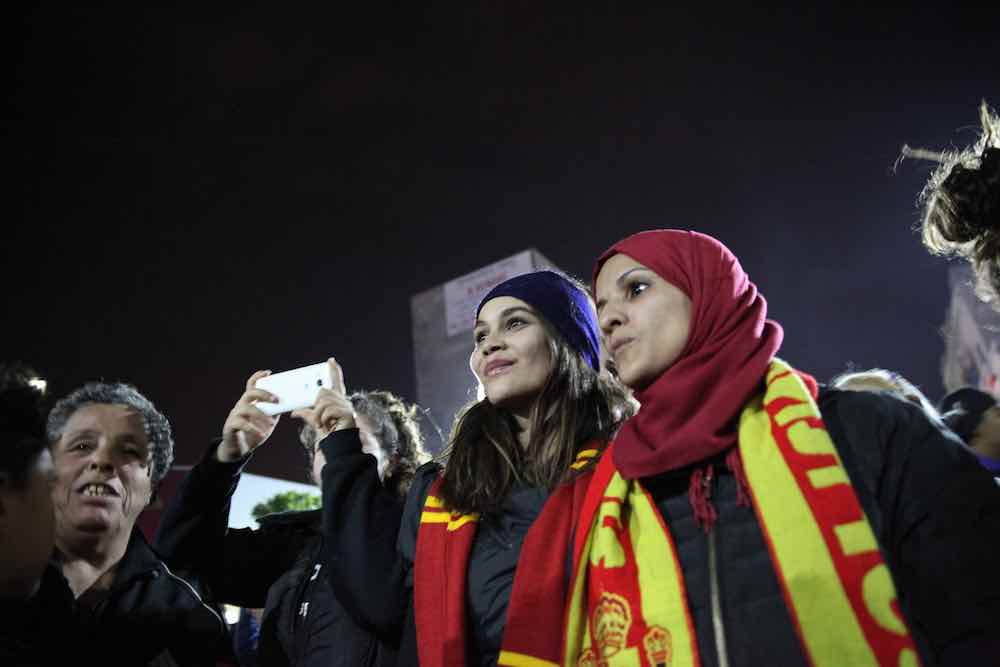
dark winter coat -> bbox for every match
[155,445,397,667]
[0,529,230,666]
[320,390,1000,667]
[319,428,554,667]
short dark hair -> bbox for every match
[46,382,174,493]
[0,363,49,490]
[938,386,997,444]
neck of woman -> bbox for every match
[511,410,533,450]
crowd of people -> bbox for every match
[2,103,999,666]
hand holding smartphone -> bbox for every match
[254,363,335,416]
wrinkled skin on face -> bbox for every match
[51,404,153,546]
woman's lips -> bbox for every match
[484,359,515,377]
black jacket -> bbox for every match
[155,444,396,667]
[81,528,230,666]
[2,533,227,667]
[320,390,1000,667]
[0,565,78,666]
[644,388,1000,667]
[319,429,552,667]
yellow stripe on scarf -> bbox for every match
[738,360,919,667]
[562,473,697,667]
[420,495,479,531]
[562,359,919,667]
[570,448,600,470]
[498,650,559,667]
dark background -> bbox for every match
[9,4,998,482]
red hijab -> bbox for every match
[593,229,784,480]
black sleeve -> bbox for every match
[318,428,437,646]
[823,390,1000,665]
[153,442,310,608]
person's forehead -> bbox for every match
[596,254,647,288]
[477,296,534,321]
[63,403,147,439]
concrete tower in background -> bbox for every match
[410,249,557,452]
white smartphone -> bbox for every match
[254,362,334,416]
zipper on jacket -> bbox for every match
[705,470,730,667]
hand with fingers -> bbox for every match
[292,358,356,441]
[217,370,282,463]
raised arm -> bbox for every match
[295,358,415,645]
[155,370,304,607]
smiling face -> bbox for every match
[51,403,153,543]
[594,253,693,391]
[471,296,554,414]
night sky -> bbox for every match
[10,4,998,483]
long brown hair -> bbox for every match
[437,318,636,515]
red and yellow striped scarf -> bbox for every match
[560,359,921,667]
[413,447,600,667]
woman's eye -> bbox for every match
[628,281,648,298]
[506,317,526,330]
[72,441,92,451]
[474,330,487,344]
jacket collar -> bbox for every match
[108,527,163,590]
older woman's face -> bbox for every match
[595,253,693,391]
[51,403,153,542]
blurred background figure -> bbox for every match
[47,381,229,665]
[0,362,53,599]
[905,101,1000,306]
[939,387,1000,481]
[232,607,263,667]
[0,362,76,665]
[831,367,940,419]
[155,366,429,667]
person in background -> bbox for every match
[0,363,76,666]
[47,381,229,666]
[938,386,1000,481]
[232,607,263,667]
[904,101,1000,306]
[314,270,636,667]
[584,229,1000,666]
[155,372,428,667]
[830,367,940,419]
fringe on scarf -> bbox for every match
[689,448,752,532]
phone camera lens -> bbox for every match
[317,379,322,386]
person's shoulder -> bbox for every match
[818,385,934,436]
[819,384,903,414]
[405,462,442,506]
[413,460,442,485]
[398,461,443,561]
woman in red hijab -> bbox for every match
[561,229,1000,667]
